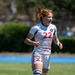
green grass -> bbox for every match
[0,63,75,75]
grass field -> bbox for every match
[0,63,75,75]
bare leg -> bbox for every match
[42,68,49,75]
[32,64,43,71]
[32,64,43,75]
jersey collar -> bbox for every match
[41,22,50,27]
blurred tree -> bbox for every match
[16,0,37,25]
[52,0,75,32]
[0,0,75,25]
[52,0,75,18]
[0,0,17,22]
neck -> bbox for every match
[41,21,51,26]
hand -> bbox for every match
[33,41,41,48]
[59,42,63,49]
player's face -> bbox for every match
[47,13,53,22]
[42,13,53,24]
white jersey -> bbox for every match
[29,22,57,54]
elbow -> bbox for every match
[24,38,27,44]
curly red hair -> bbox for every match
[37,7,53,21]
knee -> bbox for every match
[42,73,47,75]
[33,69,42,75]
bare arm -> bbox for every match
[53,34,63,49]
[24,33,34,45]
[24,33,40,48]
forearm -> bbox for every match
[53,36,60,46]
[53,35,63,49]
[25,38,34,45]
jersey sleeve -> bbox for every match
[29,26,38,35]
[54,26,57,35]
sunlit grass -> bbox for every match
[0,63,75,75]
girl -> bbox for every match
[25,7,63,75]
